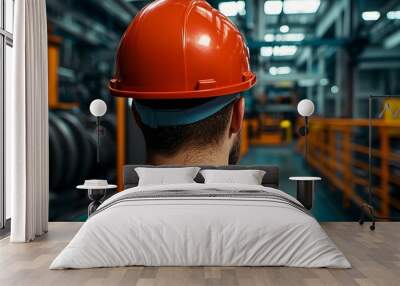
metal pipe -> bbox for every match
[305,116,309,160]
[368,95,372,206]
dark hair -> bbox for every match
[134,98,235,156]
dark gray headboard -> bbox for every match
[123,165,279,189]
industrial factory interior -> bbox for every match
[1,0,400,285]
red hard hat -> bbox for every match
[109,0,256,99]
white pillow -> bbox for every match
[135,167,200,186]
[200,169,266,185]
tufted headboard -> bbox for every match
[123,165,279,189]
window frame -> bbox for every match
[1,0,14,230]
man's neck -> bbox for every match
[147,145,230,166]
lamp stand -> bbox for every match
[96,116,101,164]
[304,116,309,160]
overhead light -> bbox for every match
[298,79,316,87]
[362,11,380,21]
[269,67,277,75]
[319,78,329,86]
[387,11,400,20]
[278,66,291,75]
[236,1,246,15]
[279,25,290,33]
[260,45,298,57]
[276,33,304,41]
[283,0,320,14]
[331,85,339,94]
[273,45,298,56]
[264,34,275,42]
[264,0,283,15]
[264,33,305,42]
[219,1,246,17]
[269,66,291,75]
[261,47,273,56]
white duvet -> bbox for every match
[50,183,351,269]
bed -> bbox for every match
[50,165,350,269]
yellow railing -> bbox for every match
[297,118,400,217]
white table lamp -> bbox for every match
[297,99,315,117]
[90,99,107,117]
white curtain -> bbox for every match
[6,0,49,242]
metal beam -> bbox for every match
[296,47,311,67]
[258,72,323,83]
[256,105,297,113]
[47,15,117,48]
[359,47,400,60]
[115,0,138,15]
[317,52,326,115]
[47,0,120,48]
[358,61,400,70]
[306,48,313,99]
[384,30,400,49]
[316,0,347,37]
[367,0,400,36]
[244,0,255,31]
[248,38,349,49]
[88,0,132,25]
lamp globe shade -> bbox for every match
[297,99,315,117]
[90,99,107,117]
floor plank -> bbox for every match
[0,222,399,286]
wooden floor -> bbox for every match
[0,222,399,286]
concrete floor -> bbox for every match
[240,145,354,221]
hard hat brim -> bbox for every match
[133,94,241,128]
[109,73,256,99]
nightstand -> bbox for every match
[77,180,117,216]
[289,177,321,210]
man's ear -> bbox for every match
[229,97,245,135]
